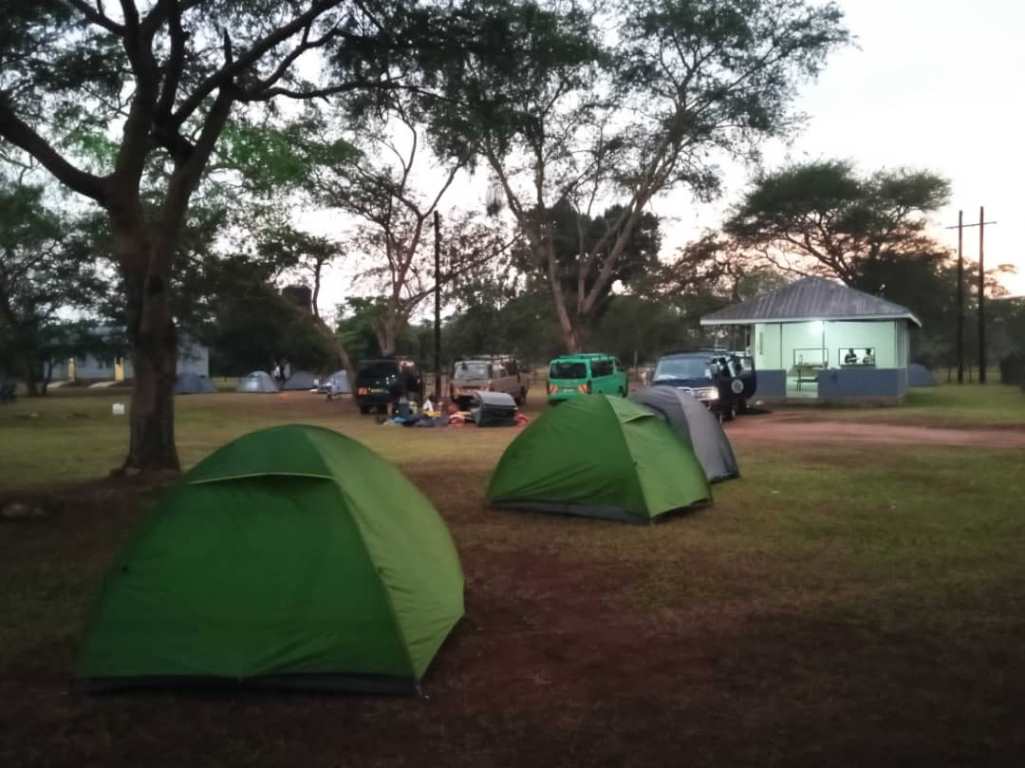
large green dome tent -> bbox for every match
[487,395,711,523]
[78,425,464,694]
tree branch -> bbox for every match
[64,0,125,34]
[173,0,341,126]
[0,101,108,204]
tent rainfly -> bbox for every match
[78,424,465,694]
[174,372,216,395]
[487,395,711,523]
[630,386,739,483]
[237,370,279,393]
[282,370,318,391]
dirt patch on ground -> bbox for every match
[727,412,1025,448]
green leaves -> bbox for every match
[217,119,359,195]
[725,160,951,286]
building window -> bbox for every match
[839,348,876,367]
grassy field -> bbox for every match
[773,382,1025,428]
[1,386,1024,766]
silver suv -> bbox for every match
[450,356,529,408]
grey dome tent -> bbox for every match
[630,386,740,483]
[909,363,936,387]
[174,372,216,394]
[324,369,350,396]
[282,370,318,391]
[237,371,279,393]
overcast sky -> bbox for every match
[316,0,1025,312]
[657,0,1025,293]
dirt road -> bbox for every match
[726,412,1025,448]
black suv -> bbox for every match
[650,350,757,421]
[354,357,424,414]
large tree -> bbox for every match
[306,111,514,355]
[254,224,359,384]
[510,200,662,323]
[724,160,952,289]
[0,1,446,472]
[427,0,848,351]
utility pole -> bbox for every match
[978,206,986,383]
[945,209,996,384]
[433,210,442,399]
[956,210,964,383]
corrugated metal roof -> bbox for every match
[700,277,922,327]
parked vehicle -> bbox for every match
[450,355,529,408]
[354,357,424,414]
[546,353,628,404]
[650,350,757,421]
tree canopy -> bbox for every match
[725,160,952,287]
[0,0,491,471]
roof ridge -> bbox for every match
[699,276,922,327]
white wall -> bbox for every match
[755,323,782,370]
[51,336,210,380]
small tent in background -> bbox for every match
[630,387,740,483]
[487,395,710,523]
[237,371,279,393]
[325,369,350,397]
[78,425,464,694]
[282,370,317,391]
[174,372,216,395]
[909,363,937,387]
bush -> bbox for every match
[999,353,1025,387]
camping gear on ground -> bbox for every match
[237,370,279,393]
[909,363,937,387]
[78,424,464,694]
[630,386,740,483]
[471,391,518,426]
[487,395,711,523]
[174,372,216,394]
[282,370,317,391]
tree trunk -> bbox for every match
[543,240,582,353]
[21,351,40,397]
[120,245,180,474]
[314,316,358,396]
[376,310,403,357]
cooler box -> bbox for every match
[471,391,518,426]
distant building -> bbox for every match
[50,332,209,382]
[700,277,920,402]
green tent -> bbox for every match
[487,395,711,523]
[78,424,464,694]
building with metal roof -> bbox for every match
[700,277,919,401]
